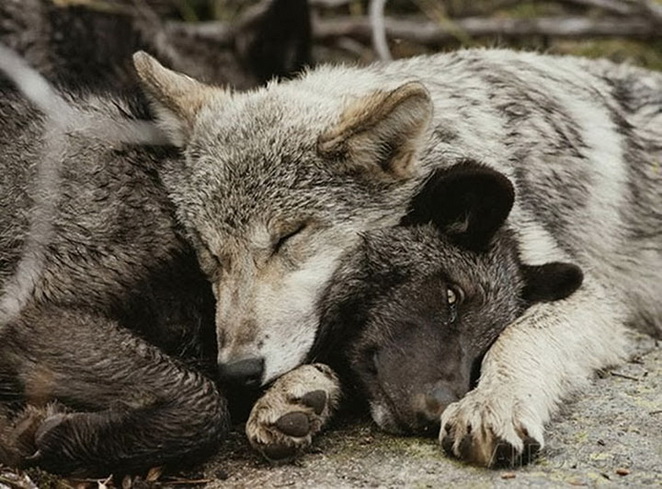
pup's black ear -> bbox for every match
[521,262,584,303]
[402,161,515,251]
[235,0,312,83]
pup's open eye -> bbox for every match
[447,288,458,305]
[446,285,463,305]
[274,223,306,254]
[445,285,463,324]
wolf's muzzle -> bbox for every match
[218,357,265,388]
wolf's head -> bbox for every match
[319,163,583,434]
[133,53,433,385]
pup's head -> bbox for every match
[133,53,434,386]
[319,163,583,434]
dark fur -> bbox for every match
[318,164,582,437]
[0,0,311,92]
[0,0,312,476]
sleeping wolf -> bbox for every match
[130,49,661,467]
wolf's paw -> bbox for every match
[439,389,543,468]
[0,404,62,467]
[25,411,81,473]
[247,364,341,461]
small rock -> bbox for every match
[501,472,516,479]
[616,468,630,476]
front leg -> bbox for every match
[440,280,630,467]
[246,364,341,461]
[1,305,229,476]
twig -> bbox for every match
[563,0,662,25]
[560,0,640,16]
[639,0,662,26]
[162,478,212,485]
[609,371,641,381]
[309,0,353,7]
[312,15,662,45]
[369,0,391,60]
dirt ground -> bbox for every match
[198,334,661,489]
[1,335,659,488]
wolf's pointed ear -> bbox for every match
[133,51,222,146]
[317,82,432,179]
[402,161,515,250]
[521,262,583,303]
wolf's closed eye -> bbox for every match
[273,223,306,254]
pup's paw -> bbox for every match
[247,364,341,461]
[439,389,543,468]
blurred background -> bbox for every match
[38,0,662,68]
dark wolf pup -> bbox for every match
[319,163,583,466]
[0,2,312,474]
[128,49,661,467]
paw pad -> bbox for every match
[246,364,340,462]
[261,443,298,461]
[275,412,310,438]
[300,390,327,415]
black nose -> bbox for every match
[415,385,458,433]
[218,357,265,388]
[428,385,457,409]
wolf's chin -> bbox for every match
[369,402,403,434]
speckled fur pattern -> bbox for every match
[133,48,661,467]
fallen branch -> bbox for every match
[560,0,642,16]
[563,0,662,25]
[313,15,662,45]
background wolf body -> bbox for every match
[0,84,225,475]
[0,0,311,92]
[0,1,313,475]
[133,48,661,467]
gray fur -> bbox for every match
[133,48,661,466]
[0,84,226,475]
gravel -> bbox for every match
[203,335,661,489]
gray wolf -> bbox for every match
[131,48,661,467]
[0,0,312,473]
[319,162,582,466]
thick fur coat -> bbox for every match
[130,48,661,466]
